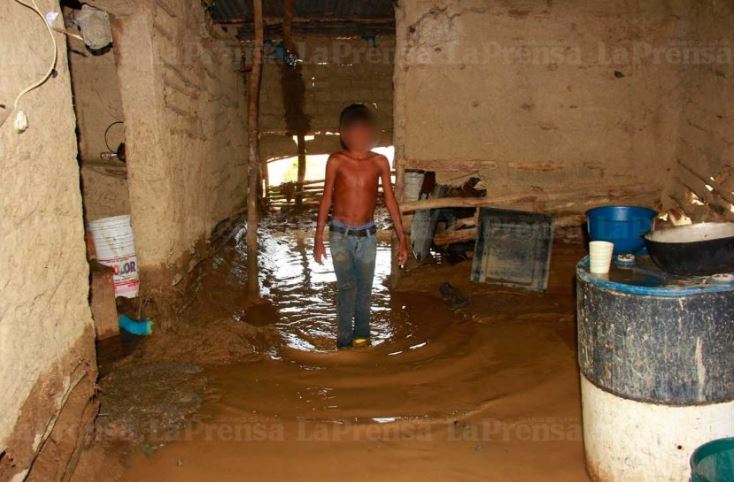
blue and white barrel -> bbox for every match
[576,258,733,481]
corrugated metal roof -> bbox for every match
[208,0,395,23]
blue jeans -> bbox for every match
[329,230,377,348]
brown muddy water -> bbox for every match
[79,221,589,482]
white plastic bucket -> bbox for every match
[88,215,139,298]
[404,171,425,201]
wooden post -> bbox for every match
[295,134,306,208]
[282,0,296,53]
[281,0,309,210]
[388,164,405,288]
[246,0,264,297]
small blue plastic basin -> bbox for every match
[586,206,657,254]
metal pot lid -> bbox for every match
[645,222,734,244]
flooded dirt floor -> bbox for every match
[74,216,589,481]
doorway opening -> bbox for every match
[268,145,395,209]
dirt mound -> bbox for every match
[96,362,207,445]
[133,317,276,366]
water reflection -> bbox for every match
[194,225,396,353]
[258,232,394,351]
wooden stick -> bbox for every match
[270,185,386,194]
[400,195,533,212]
[677,158,734,203]
[270,190,317,196]
[269,175,398,190]
[452,216,476,229]
[433,228,477,246]
[246,0,264,297]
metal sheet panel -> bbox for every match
[471,208,553,291]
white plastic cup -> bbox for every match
[589,241,614,274]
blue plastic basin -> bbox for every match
[586,206,657,254]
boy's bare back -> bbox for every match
[327,151,392,226]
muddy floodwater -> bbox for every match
[83,222,589,482]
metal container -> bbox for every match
[577,259,734,481]
[644,222,734,276]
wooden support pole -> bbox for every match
[295,134,306,208]
[246,0,264,297]
[282,0,296,53]
[280,0,310,212]
[389,164,404,286]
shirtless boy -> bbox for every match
[314,104,409,349]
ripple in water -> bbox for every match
[182,224,549,421]
[259,233,394,351]
[198,227,402,353]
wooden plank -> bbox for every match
[400,185,661,213]
[401,195,530,212]
[90,265,119,339]
[433,228,477,246]
[401,159,498,171]
[508,161,563,172]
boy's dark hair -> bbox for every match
[339,104,375,129]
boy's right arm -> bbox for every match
[314,155,338,264]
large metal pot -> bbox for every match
[644,222,734,276]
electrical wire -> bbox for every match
[13,0,57,111]
[0,0,58,129]
[104,120,124,152]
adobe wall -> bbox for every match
[0,1,97,479]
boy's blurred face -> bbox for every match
[340,122,376,152]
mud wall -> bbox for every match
[664,2,733,223]
[104,0,248,288]
[66,29,131,222]
[258,33,395,164]
[394,0,731,215]
[0,1,96,479]
[68,36,125,163]
[80,165,130,221]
